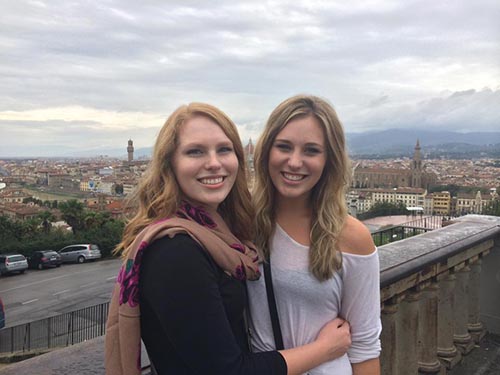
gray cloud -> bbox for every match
[0,0,499,156]
[345,88,500,132]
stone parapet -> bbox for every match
[379,215,500,374]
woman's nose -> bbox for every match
[287,151,303,169]
[205,152,222,170]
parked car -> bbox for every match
[0,297,5,328]
[58,244,101,264]
[0,253,28,276]
[28,250,62,270]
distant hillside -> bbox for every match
[39,129,500,159]
[66,146,154,159]
[346,129,500,157]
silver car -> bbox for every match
[0,254,28,276]
[58,244,102,264]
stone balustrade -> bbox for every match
[379,215,500,374]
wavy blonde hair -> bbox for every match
[253,95,351,281]
[116,103,254,257]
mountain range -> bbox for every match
[346,129,500,156]
[12,129,498,159]
[115,129,500,158]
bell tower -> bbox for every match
[411,139,422,188]
[127,139,134,163]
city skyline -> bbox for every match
[1,0,499,157]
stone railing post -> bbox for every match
[437,272,461,369]
[417,282,442,374]
[468,258,486,342]
[397,290,421,374]
[381,299,400,375]
[453,265,474,354]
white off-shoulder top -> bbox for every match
[247,224,382,375]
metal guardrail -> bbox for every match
[371,225,431,247]
[400,214,457,230]
[0,302,109,354]
[370,215,460,246]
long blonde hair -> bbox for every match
[116,103,254,257]
[253,95,351,281]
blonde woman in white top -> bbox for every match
[248,95,382,375]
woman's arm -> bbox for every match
[339,217,382,368]
[352,358,380,375]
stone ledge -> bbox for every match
[379,214,500,289]
[0,336,149,375]
[0,336,151,375]
[0,349,52,364]
[0,337,106,375]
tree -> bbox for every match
[0,211,125,258]
[358,201,409,220]
[483,200,500,217]
[114,184,124,195]
[76,218,124,258]
[23,218,41,237]
[83,211,110,230]
[0,216,16,243]
[23,197,43,206]
[59,200,85,234]
[37,210,56,234]
[0,215,37,252]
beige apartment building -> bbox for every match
[0,202,45,221]
[0,188,31,203]
[424,194,434,215]
[456,192,482,214]
[348,187,426,214]
[432,191,451,215]
[455,190,496,215]
[367,187,426,206]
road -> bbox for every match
[0,258,122,328]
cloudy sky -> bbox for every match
[1,0,499,157]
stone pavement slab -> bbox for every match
[0,336,150,375]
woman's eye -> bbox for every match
[186,149,203,156]
[275,143,291,151]
[305,147,321,155]
[218,146,233,153]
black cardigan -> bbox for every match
[139,234,287,375]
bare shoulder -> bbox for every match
[338,216,376,256]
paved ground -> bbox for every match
[1,257,121,327]
[449,333,500,375]
[0,337,106,375]
[0,336,151,375]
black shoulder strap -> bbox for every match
[263,258,284,350]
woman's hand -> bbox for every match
[279,317,351,375]
[315,317,351,361]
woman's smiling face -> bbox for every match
[268,115,327,204]
[172,115,238,209]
